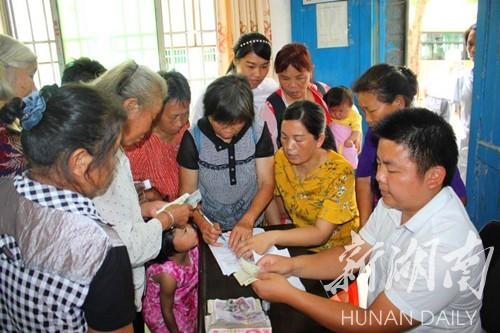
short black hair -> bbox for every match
[352,64,418,107]
[157,70,191,105]
[373,107,458,187]
[203,75,254,124]
[323,86,353,108]
[0,84,125,179]
[283,100,337,151]
[61,57,107,85]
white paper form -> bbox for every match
[208,228,265,276]
[316,1,348,48]
[207,228,305,291]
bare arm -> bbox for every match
[158,273,179,333]
[179,167,221,244]
[253,275,418,333]
[229,156,275,248]
[268,218,336,247]
[356,176,373,226]
[292,240,371,279]
[346,130,362,152]
[178,166,198,197]
[237,218,336,257]
[240,156,275,225]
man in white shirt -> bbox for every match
[252,108,485,332]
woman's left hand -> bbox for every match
[229,217,253,250]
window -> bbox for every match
[56,0,160,71]
[4,0,62,87]
[159,0,218,101]
[4,0,219,96]
[420,32,464,61]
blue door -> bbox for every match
[466,0,500,229]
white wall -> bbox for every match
[269,0,292,54]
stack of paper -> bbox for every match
[205,297,272,333]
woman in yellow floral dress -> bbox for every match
[236,100,359,257]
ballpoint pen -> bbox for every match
[200,210,226,241]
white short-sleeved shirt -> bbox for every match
[190,77,278,125]
[359,186,484,332]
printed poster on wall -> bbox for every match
[316,1,348,48]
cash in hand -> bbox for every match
[234,258,260,286]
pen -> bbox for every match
[200,211,226,241]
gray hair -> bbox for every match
[92,60,167,109]
[0,34,37,101]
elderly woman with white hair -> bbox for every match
[91,60,193,332]
[0,34,37,176]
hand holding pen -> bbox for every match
[199,210,225,245]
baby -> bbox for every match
[324,86,362,168]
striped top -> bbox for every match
[125,124,188,201]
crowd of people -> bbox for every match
[0,26,489,333]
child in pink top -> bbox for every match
[323,86,362,168]
[143,224,199,333]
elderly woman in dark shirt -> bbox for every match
[0,84,135,332]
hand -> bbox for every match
[344,139,354,148]
[166,204,193,227]
[353,137,361,152]
[141,200,167,217]
[199,219,222,245]
[144,188,164,201]
[257,254,294,275]
[252,272,295,303]
[228,218,253,251]
[235,231,277,259]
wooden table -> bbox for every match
[197,225,331,333]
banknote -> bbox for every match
[156,189,202,214]
[233,258,260,286]
[185,189,202,207]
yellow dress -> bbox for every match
[274,149,360,251]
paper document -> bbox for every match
[208,228,305,290]
[208,228,264,276]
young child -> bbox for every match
[142,224,199,333]
[177,75,274,251]
[323,86,362,168]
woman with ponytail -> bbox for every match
[0,84,135,332]
[0,34,37,176]
[352,63,466,226]
[191,32,277,124]
[236,100,359,257]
